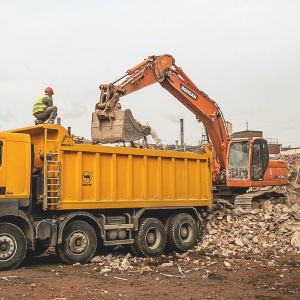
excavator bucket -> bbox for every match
[91,109,151,143]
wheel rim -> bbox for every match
[68,231,88,254]
[0,234,17,260]
[145,227,161,249]
[179,223,192,243]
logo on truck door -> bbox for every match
[82,171,92,186]
[180,84,198,100]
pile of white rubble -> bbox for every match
[199,198,300,257]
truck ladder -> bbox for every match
[45,160,61,209]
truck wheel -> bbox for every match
[166,213,197,252]
[56,221,97,265]
[133,218,166,257]
[0,223,27,271]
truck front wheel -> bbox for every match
[166,213,197,252]
[56,220,97,265]
[0,223,27,271]
[133,218,166,257]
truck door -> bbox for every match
[5,138,31,199]
[0,140,6,195]
[251,139,269,181]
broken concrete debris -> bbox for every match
[291,231,300,249]
[199,199,300,257]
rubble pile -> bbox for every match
[199,199,300,258]
[86,252,188,277]
[278,153,300,205]
[71,134,93,144]
[197,154,300,258]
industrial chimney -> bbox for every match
[180,119,184,146]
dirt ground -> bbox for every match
[0,249,299,300]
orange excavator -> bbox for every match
[92,54,288,204]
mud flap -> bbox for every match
[91,109,151,143]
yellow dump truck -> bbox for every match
[0,124,212,270]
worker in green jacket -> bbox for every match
[33,87,58,125]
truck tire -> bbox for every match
[0,223,27,271]
[166,213,197,252]
[133,218,166,257]
[56,220,97,265]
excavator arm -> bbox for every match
[95,54,229,169]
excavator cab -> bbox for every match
[227,138,269,183]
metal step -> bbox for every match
[45,160,61,209]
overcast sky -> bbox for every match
[1,0,299,147]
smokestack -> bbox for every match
[180,119,184,146]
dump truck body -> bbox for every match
[0,124,212,270]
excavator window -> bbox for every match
[227,141,250,180]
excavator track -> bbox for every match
[234,189,285,209]
[234,191,266,209]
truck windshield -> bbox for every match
[227,141,249,180]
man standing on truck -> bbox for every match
[33,87,58,125]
